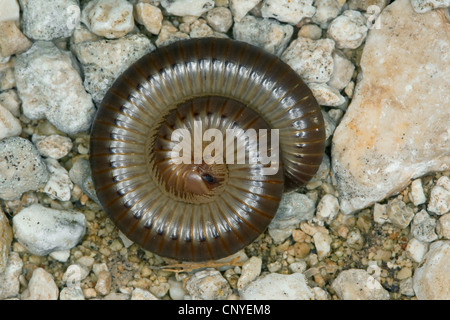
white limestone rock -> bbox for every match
[12,204,86,256]
[413,240,450,299]
[437,213,450,239]
[33,134,73,160]
[0,0,20,22]
[0,137,49,200]
[240,273,314,300]
[316,194,340,224]
[312,0,343,26]
[233,15,293,56]
[237,256,262,291]
[327,50,355,91]
[19,0,80,40]
[0,103,21,140]
[261,0,316,25]
[134,2,163,35]
[15,41,95,135]
[81,0,134,39]
[411,209,438,242]
[22,268,59,300]
[406,238,428,263]
[309,83,346,107]
[206,7,233,33]
[0,252,22,299]
[160,0,215,17]
[332,269,390,300]
[410,178,427,206]
[43,158,73,202]
[269,192,316,229]
[428,176,450,215]
[281,37,335,83]
[331,0,450,214]
[185,268,232,300]
[327,10,368,49]
[410,0,450,12]
[73,34,154,103]
[0,90,21,117]
[229,0,261,22]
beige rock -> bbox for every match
[134,2,163,35]
[22,268,59,300]
[331,0,450,214]
[0,21,32,59]
[0,210,13,273]
[332,269,390,300]
[413,240,450,299]
[0,0,20,22]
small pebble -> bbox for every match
[373,203,388,224]
[237,256,262,291]
[81,0,135,39]
[229,0,261,22]
[281,37,335,83]
[312,0,343,26]
[405,238,428,263]
[261,0,316,25]
[59,287,85,300]
[134,2,163,35]
[332,269,389,300]
[327,50,355,91]
[410,179,427,206]
[206,7,233,33]
[95,271,112,296]
[313,232,332,259]
[0,90,21,117]
[160,0,214,17]
[411,209,438,242]
[309,83,346,107]
[327,10,368,49]
[316,194,340,224]
[185,268,232,300]
[437,213,450,239]
[131,288,158,300]
[233,15,294,56]
[12,204,86,256]
[0,103,21,140]
[43,158,73,202]
[0,21,32,60]
[19,0,80,40]
[33,134,73,160]
[298,24,322,40]
[270,192,315,229]
[0,137,49,200]
[0,0,20,22]
[0,252,23,299]
[427,176,450,215]
[413,240,450,299]
[410,0,450,13]
[386,198,415,229]
[22,268,59,300]
[240,273,314,300]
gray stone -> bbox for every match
[0,137,49,200]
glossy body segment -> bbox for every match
[90,37,325,261]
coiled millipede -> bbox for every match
[90,37,325,262]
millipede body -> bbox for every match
[89,37,325,262]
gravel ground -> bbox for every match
[0,0,449,300]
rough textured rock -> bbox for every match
[331,0,450,214]
[185,268,232,300]
[413,240,450,299]
[0,252,22,299]
[15,41,95,134]
[0,21,32,60]
[0,137,49,200]
[332,269,390,300]
[12,204,86,256]
[81,0,134,39]
[233,15,293,56]
[410,0,450,13]
[72,34,154,103]
[160,0,214,17]
[261,0,316,25]
[240,273,314,300]
[0,102,21,140]
[22,268,59,300]
[19,0,80,40]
